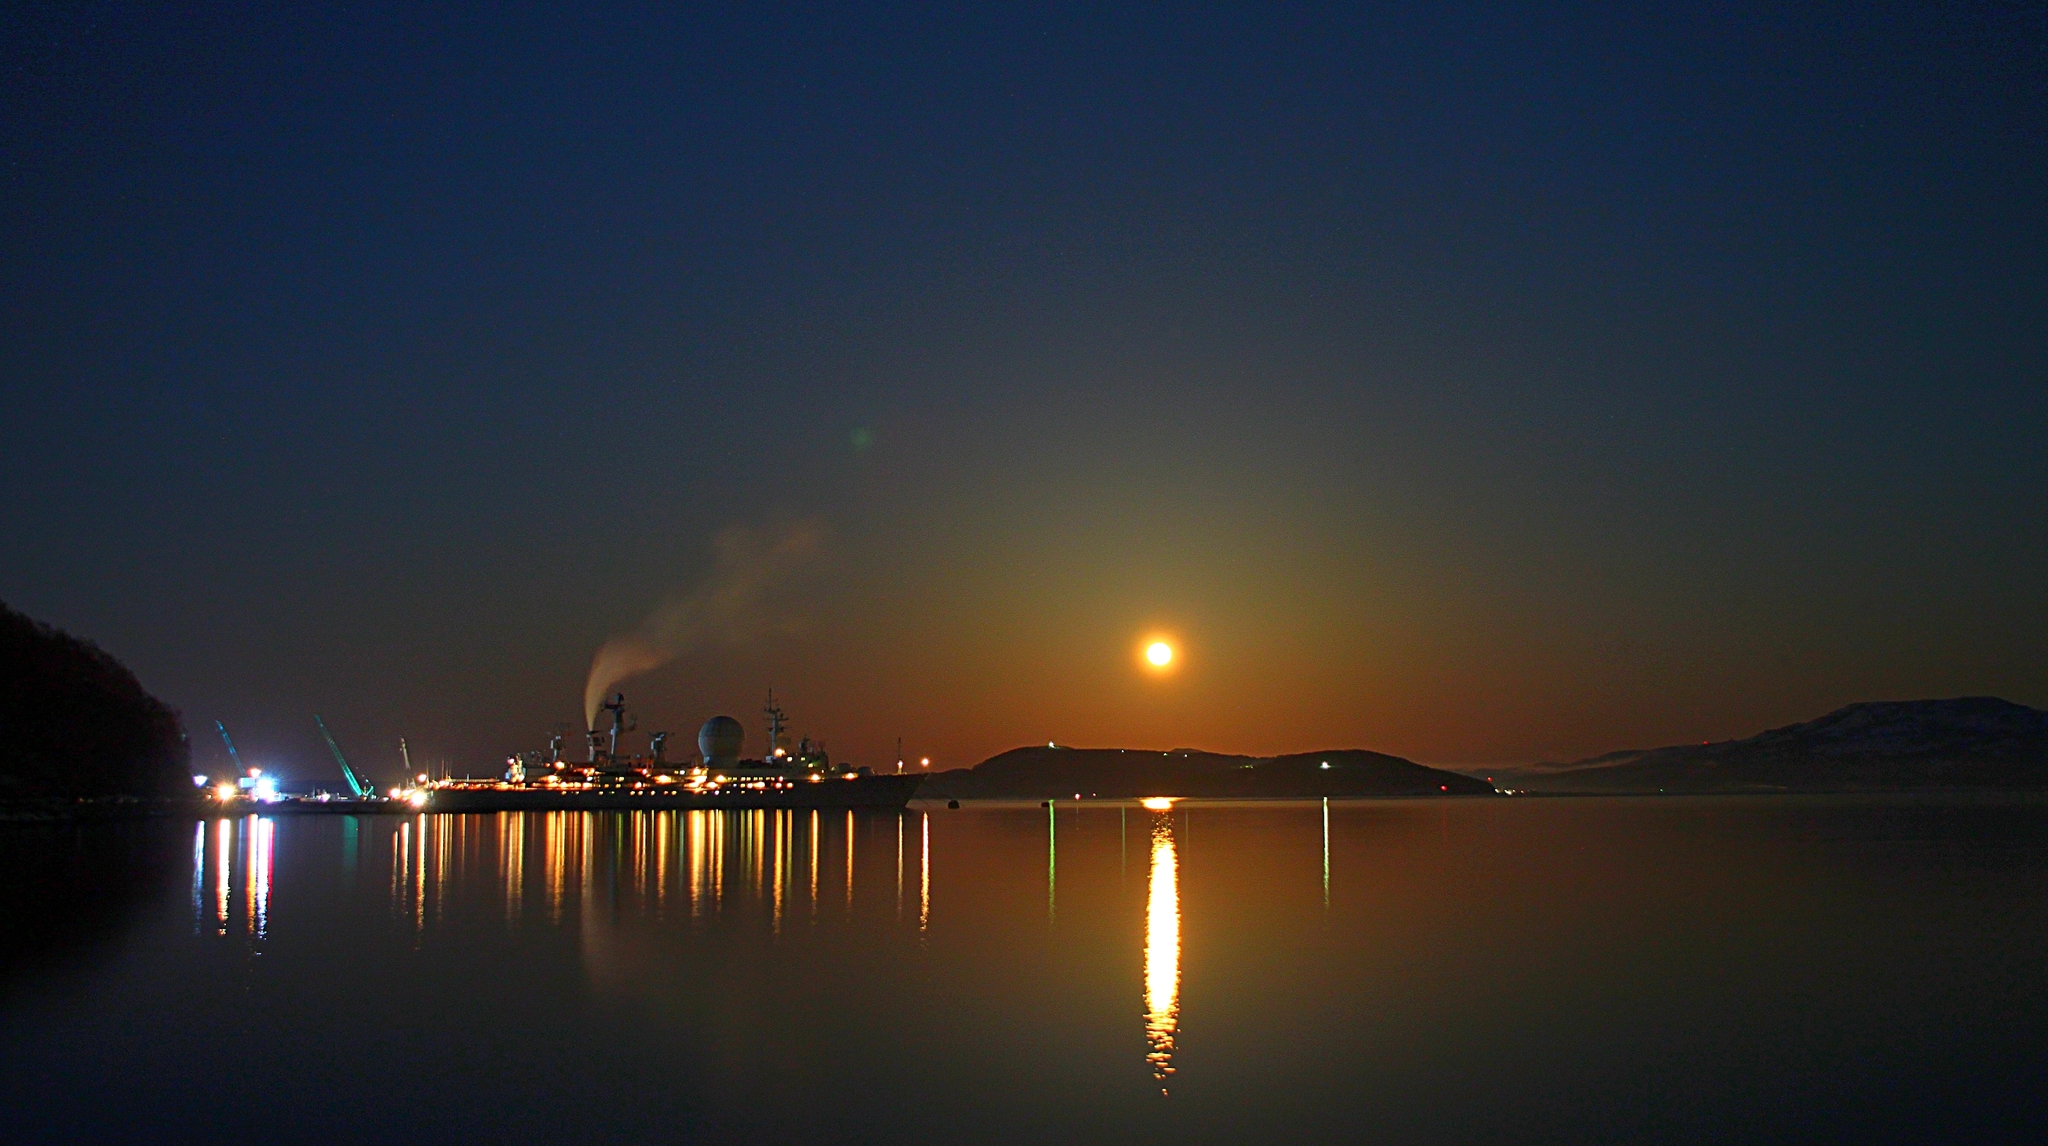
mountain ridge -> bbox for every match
[1499,697,2048,792]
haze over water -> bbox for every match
[5,797,2047,1143]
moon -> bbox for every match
[1146,641,1174,667]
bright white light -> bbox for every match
[1140,797,1175,812]
[1146,641,1174,667]
[192,775,209,787]
[253,776,280,803]
[1319,762,1330,770]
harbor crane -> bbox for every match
[313,715,374,799]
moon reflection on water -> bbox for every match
[1144,811,1181,1094]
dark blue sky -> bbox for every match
[4,2,2043,782]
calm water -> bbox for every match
[5,796,2048,1143]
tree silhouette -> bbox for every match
[0,602,188,799]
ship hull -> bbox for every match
[421,774,922,813]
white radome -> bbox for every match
[698,716,744,766]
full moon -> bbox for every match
[1146,641,1174,667]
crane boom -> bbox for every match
[313,715,372,798]
[216,721,246,773]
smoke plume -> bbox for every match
[583,521,823,729]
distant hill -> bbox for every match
[1509,698,2048,793]
[0,602,189,800]
[918,746,1496,799]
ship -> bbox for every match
[417,691,921,813]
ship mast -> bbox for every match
[763,689,789,758]
[600,693,628,761]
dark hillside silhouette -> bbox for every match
[0,601,189,800]
[920,746,1495,799]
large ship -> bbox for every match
[419,692,921,813]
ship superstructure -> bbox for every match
[421,692,918,812]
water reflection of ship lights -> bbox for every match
[195,807,937,945]
[191,816,276,940]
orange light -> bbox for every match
[1141,797,1176,811]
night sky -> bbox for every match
[4,3,2043,784]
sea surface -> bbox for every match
[4,795,2048,1143]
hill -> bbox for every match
[1509,698,2048,793]
[917,746,1496,799]
[0,601,190,801]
